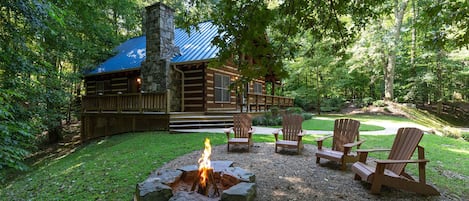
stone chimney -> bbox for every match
[141,2,179,93]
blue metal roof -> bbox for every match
[87,21,219,75]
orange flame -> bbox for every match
[197,138,212,187]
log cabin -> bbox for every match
[81,2,293,141]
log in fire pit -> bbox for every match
[134,138,256,201]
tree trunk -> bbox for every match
[384,0,409,101]
[316,67,321,115]
[410,0,417,74]
[436,49,443,114]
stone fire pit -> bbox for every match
[135,160,256,201]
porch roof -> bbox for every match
[87,21,219,76]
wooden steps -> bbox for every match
[169,112,235,132]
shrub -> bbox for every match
[253,112,282,126]
[302,113,314,120]
[320,106,338,112]
[252,116,265,126]
[372,100,387,107]
[270,106,280,117]
[362,97,374,106]
[322,97,345,109]
[286,107,303,114]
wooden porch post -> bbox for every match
[139,93,143,113]
[166,89,170,114]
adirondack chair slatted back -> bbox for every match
[332,119,361,152]
[233,114,252,138]
[282,114,303,141]
[386,127,424,175]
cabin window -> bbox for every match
[97,81,104,94]
[253,82,262,94]
[96,80,111,95]
[214,73,230,102]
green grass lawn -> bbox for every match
[302,118,385,131]
[1,132,468,200]
[319,114,414,123]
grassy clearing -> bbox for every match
[1,131,468,200]
[302,118,385,131]
[319,113,414,123]
[396,105,466,139]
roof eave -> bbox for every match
[84,67,141,78]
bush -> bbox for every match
[252,116,265,126]
[269,106,280,117]
[372,100,387,107]
[320,106,338,112]
[322,97,345,109]
[253,111,282,126]
[302,113,313,120]
[362,97,374,106]
[286,107,303,114]
[253,109,312,126]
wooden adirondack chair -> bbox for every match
[315,118,364,170]
[351,127,440,195]
[273,114,304,154]
[225,113,255,152]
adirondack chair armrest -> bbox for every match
[356,148,391,153]
[356,148,391,163]
[298,130,305,137]
[342,140,366,154]
[224,127,233,138]
[375,159,429,164]
[316,135,333,142]
[343,139,366,148]
[273,129,282,141]
[316,135,332,150]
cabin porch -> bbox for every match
[81,91,294,141]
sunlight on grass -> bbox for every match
[319,114,413,123]
[446,148,469,155]
[62,162,83,175]
[397,105,463,138]
[302,118,385,131]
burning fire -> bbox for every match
[197,138,212,188]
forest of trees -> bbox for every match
[1,0,467,171]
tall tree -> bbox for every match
[384,0,408,101]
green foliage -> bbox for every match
[211,0,282,87]
[301,118,384,131]
[269,106,280,117]
[252,112,282,127]
[462,132,469,142]
[0,90,34,172]
[372,100,387,107]
[301,113,314,120]
[0,0,143,171]
[285,107,303,114]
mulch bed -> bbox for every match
[157,143,459,201]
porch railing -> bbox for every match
[246,93,294,112]
[82,91,168,113]
[82,91,294,113]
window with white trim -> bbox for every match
[214,73,230,102]
[253,82,262,94]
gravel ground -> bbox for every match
[157,143,460,201]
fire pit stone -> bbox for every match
[135,160,256,201]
